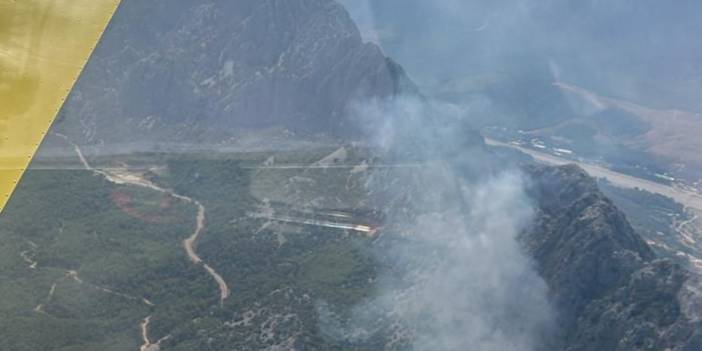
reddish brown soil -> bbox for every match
[110,190,173,223]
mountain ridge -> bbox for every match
[33,1,702,349]
[52,0,411,148]
[525,164,702,350]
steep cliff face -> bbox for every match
[525,165,702,350]
[53,0,408,146]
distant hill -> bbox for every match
[345,0,702,113]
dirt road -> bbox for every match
[57,134,230,305]
[139,316,170,351]
[55,134,231,347]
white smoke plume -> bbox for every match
[319,96,555,350]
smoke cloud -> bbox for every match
[319,96,555,350]
[321,0,702,348]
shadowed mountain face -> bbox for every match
[524,165,702,351]
[52,0,410,147]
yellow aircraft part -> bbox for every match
[0,0,120,212]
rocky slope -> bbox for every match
[38,1,702,349]
[525,164,702,350]
[52,0,412,148]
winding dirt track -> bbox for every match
[54,134,230,347]
[139,316,153,351]
[139,316,170,351]
[57,135,230,305]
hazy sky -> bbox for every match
[340,0,702,111]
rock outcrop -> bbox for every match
[525,164,702,350]
[54,0,411,146]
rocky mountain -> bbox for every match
[27,1,702,349]
[52,0,413,148]
[524,165,702,350]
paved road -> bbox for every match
[486,138,702,212]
